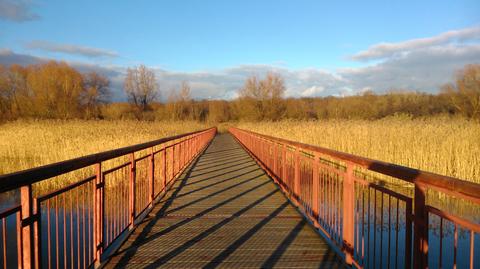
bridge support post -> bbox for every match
[163,147,167,190]
[172,144,176,179]
[282,145,287,192]
[342,163,355,265]
[182,140,185,169]
[129,153,136,229]
[179,142,182,174]
[294,148,300,205]
[148,147,154,208]
[20,185,39,269]
[94,163,104,266]
[312,154,320,228]
[413,184,428,269]
[273,143,278,181]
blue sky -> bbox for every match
[1,0,479,99]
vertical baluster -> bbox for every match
[395,199,399,269]
[76,189,80,269]
[3,217,7,269]
[387,195,391,269]
[47,200,51,269]
[380,193,384,269]
[470,230,474,269]
[439,218,443,268]
[69,194,73,269]
[454,224,458,269]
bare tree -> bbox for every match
[124,65,158,111]
[179,81,192,102]
[442,64,480,119]
[82,71,110,118]
[165,81,193,120]
[236,72,286,120]
[260,73,285,100]
[239,75,261,99]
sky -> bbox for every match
[0,0,479,100]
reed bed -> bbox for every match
[236,115,480,184]
[0,119,208,174]
[0,120,209,195]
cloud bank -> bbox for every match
[350,26,480,61]
[1,26,480,100]
[25,40,119,58]
[0,0,40,22]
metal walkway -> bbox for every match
[105,134,344,268]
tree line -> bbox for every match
[0,61,110,119]
[1,61,479,122]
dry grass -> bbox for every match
[236,115,480,183]
[0,119,209,175]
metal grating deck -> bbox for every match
[105,133,345,268]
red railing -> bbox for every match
[230,127,480,269]
[0,127,216,268]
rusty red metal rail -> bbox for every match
[0,127,216,268]
[229,127,480,269]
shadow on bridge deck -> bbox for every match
[105,133,345,268]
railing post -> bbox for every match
[168,144,177,179]
[148,147,154,207]
[163,147,167,190]
[282,145,287,188]
[262,140,266,164]
[183,140,186,168]
[93,163,104,266]
[273,143,278,180]
[342,163,355,265]
[129,153,136,229]
[267,142,272,168]
[179,142,182,172]
[312,154,320,228]
[186,138,188,160]
[20,185,35,268]
[194,137,197,156]
[413,183,428,269]
[294,148,300,202]
[189,137,192,158]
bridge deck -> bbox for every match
[106,133,344,268]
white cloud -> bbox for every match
[0,0,40,22]
[149,65,344,100]
[341,44,480,92]
[25,40,118,58]
[301,86,325,97]
[351,26,480,61]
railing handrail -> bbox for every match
[230,127,480,201]
[0,127,216,193]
